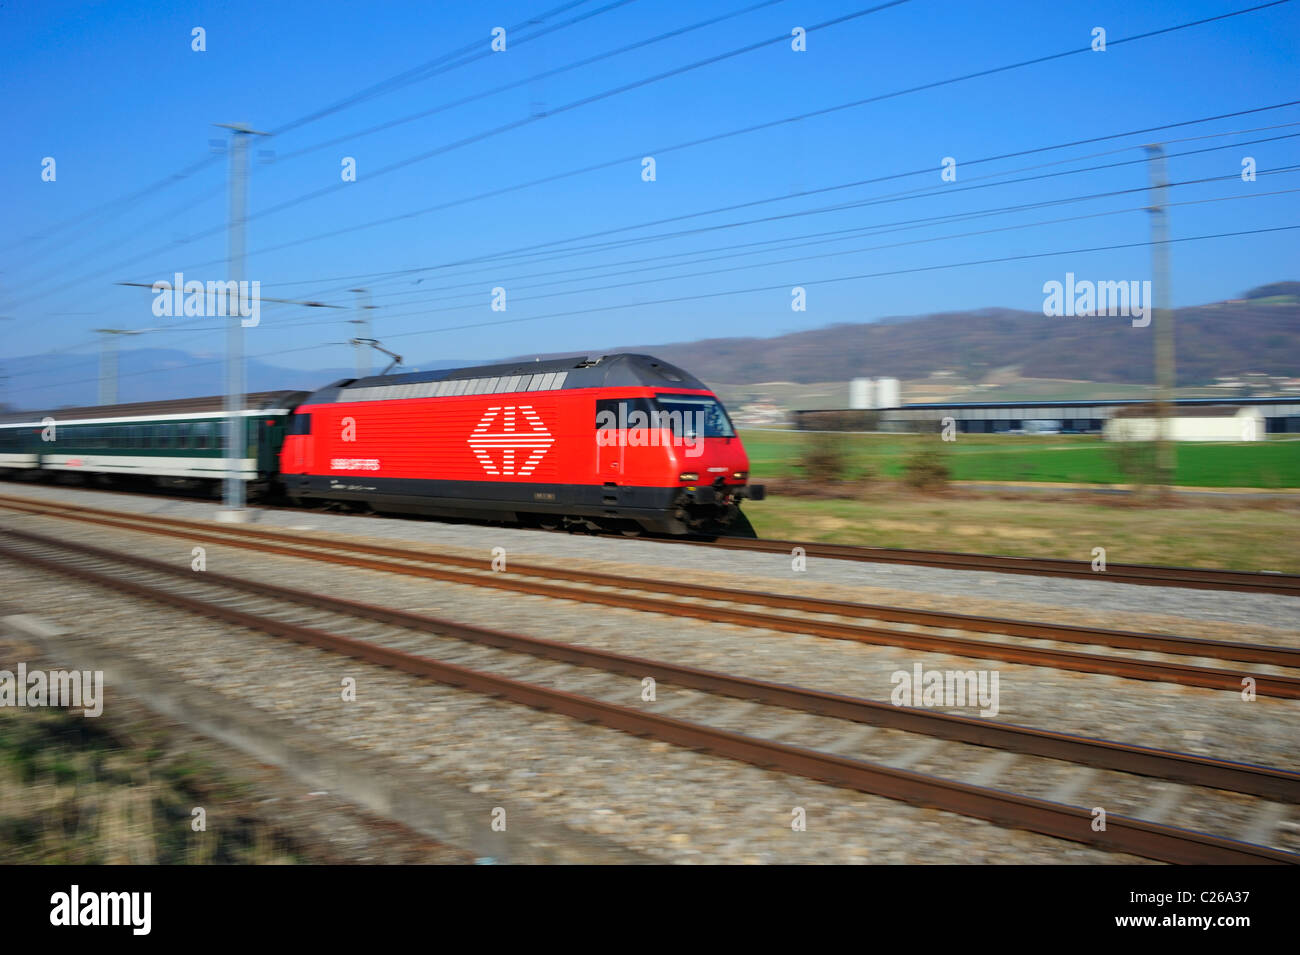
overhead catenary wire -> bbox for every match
[11,0,1292,329]
[245,98,1300,297]
[14,124,1299,365]
[274,0,795,165]
[197,127,1300,310]
[8,223,1295,399]
[6,2,1296,376]
[128,0,1300,281]
[157,175,1299,337]
[28,175,1295,353]
[322,180,1300,317]
[0,0,641,270]
[351,130,1300,279]
[2,0,897,314]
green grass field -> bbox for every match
[740,431,1300,488]
[738,493,1300,573]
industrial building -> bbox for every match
[792,397,1300,435]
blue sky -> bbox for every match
[2,0,1298,402]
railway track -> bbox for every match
[1,493,1298,698]
[3,481,1297,596]
[0,526,1295,865]
[701,535,1300,597]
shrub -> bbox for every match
[1109,440,1156,486]
[803,432,849,483]
[902,442,951,490]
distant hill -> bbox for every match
[613,299,1299,388]
[1242,281,1300,303]
[0,348,475,412]
[4,286,1295,411]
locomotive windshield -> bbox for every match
[653,394,736,439]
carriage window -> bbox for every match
[175,423,190,450]
[193,422,212,449]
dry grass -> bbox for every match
[743,484,1300,572]
[0,706,299,864]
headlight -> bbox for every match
[732,470,747,480]
[678,472,699,481]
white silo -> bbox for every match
[849,377,874,410]
[875,377,900,408]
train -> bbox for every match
[0,353,764,536]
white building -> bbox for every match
[1103,405,1266,442]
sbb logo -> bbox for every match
[468,405,554,476]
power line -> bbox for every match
[13,118,1296,366]
[372,131,1300,276]
[20,139,1289,366]
[0,0,636,285]
[3,0,898,314]
[136,0,1300,279]
[206,175,1300,332]
[8,223,1294,400]
[363,223,1300,342]
[269,0,632,136]
[235,127,1300,305]
[8,4,1296,361]
[275,0,794,164]
[15,1,1289,314]
[288,173,1300,325]
[247,98,1300,296]
[346,181,1300,315]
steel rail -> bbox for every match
[3,524,1296,803]
[5,493,1294,665]
[701,535,1300,596]
[1,490,1296,594]
[2,494,1290,665]
[1,536,1293,865]
[1,499,1297,697]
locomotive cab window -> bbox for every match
[653,394,736,438]
[288,413,312,436]
[594,397,656,429]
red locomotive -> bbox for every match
[279,353,764,535]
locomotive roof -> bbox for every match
[0,391,308,426]
[308,353,710,404]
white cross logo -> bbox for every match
[467,405,554,476]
